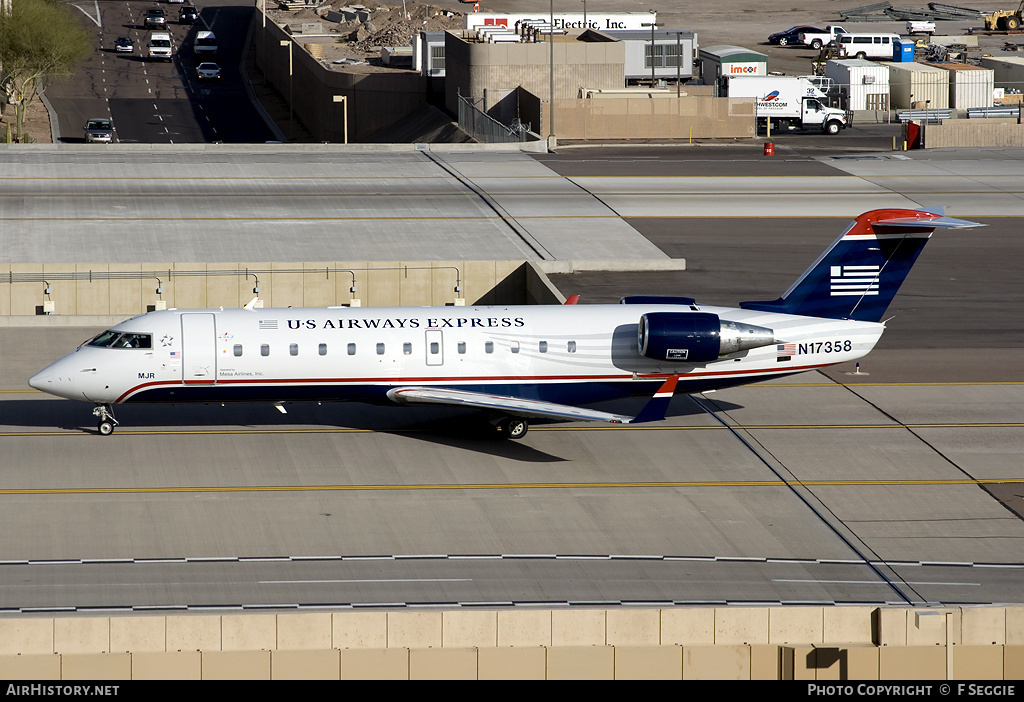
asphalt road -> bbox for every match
[50,0,274,143]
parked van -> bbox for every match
[837,33,901,60]
[194,30,218,56]
[147,31,173,61]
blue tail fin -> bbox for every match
[740,209,982,322]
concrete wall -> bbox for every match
[253,15,427,142]
[925,119,1024,148]
[551,96,755,140]
[0,261,559,317]
[1,606,1023,679]
[445,32,626,117]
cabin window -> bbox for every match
[347,343,356,355]
[319,343,327,356]
[403,342,412,355]
[429,342,439,355]
[261,344,270,357]
[457,342,466,354]
[567,341,576,353]
[233,344,243,357]
[289,343,298,356]
[485,341,493,353]
[376,343,385,355]
[510,341,520,354]
[539,341,548,353]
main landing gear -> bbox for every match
[93,404,119,436]
[494,416,529,440]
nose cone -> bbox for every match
[29,357,78,399]
[28,370,51,391]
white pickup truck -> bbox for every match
[799,25,848,50]
[906,20,936,35]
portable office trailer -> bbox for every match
[825,59,891,111]
[887,62,949,110]
[699,45,767,94]
[924,63,994,109]
[415,31,446,76]
[602,30,696,83]
[978,56,1024,94]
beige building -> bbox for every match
[443,29,753,141]
[444,29,626,131]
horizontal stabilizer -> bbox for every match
[871,213,981,230]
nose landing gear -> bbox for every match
[93,404,119,436]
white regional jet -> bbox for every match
[30,208,980,438]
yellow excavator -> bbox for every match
[985,1,1024,30]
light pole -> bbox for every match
[280,40,293,141]
[548,0,555,148]
[333,95,348,144]
[642,20,661,87]
[671,31,685,97]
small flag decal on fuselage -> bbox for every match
[830,265,879,296]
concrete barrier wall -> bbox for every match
[926,119,1024,148]
[0,261,547,317]
[1,606,1023,679]
[252,16,427,143]
[552,96,756,140]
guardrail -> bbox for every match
[897,109,951,123]
[967,105,1022,119]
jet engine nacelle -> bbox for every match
[638,312,776,363]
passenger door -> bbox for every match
[181,313,217,384]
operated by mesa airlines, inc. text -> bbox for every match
[808,685,1016,697]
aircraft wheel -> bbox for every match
[98,419,115,436]
[498,417,529,440]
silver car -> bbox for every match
[196,62,221,80]
[84,118,114,143]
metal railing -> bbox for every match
[5,266,463,294]
[456,91,533,144]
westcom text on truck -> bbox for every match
[727,76,849,135]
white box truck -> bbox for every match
[727,76,849,134]
[147,31,173,61]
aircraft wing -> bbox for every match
[386,376,679,425]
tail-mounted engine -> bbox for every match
[638,312,776,363]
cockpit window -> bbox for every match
[87,331,152,349]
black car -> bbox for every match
[143,7,167,29]
[179,5,198,24]
[114,36,134,53]
[768,25,823,47]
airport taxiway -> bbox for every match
[1,144,1023,611]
